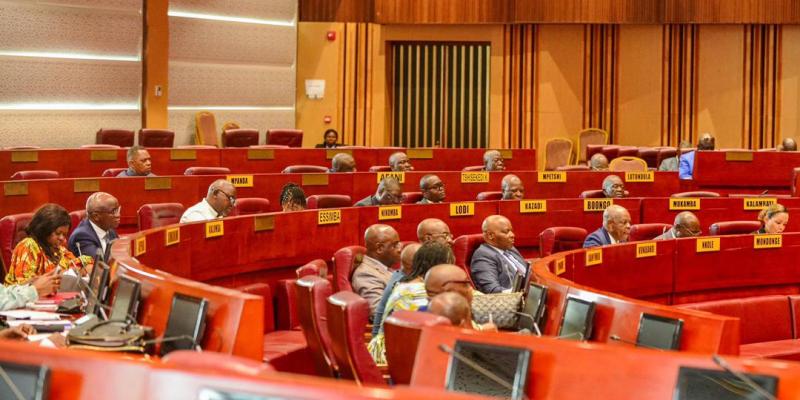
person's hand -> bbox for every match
[31,269,60,298]
[0,325,36,341]
[478,322,498,332]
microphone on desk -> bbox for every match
[437,344,514,391]
[512,312,542,337]
[608,334,665,351]
[711,354,777,400]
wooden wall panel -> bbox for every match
[779,26,800,142]
[742,25,780,149]
[582,25,618,141]
[696,25,744,149]
[515,0,662,24]
[375,0,512,24]
[661,25,698,146]
[299,0,373,22]
[502,26,537,150]
[665,0,800,24]
[616,25,663,147]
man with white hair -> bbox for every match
[483,150,506,172]
[180,179,237,223]
[68,192,120,260]
[583,204,631,248]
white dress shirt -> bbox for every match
[180,199,219,223]
[89,220,110,255]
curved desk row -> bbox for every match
[0,147,536,178]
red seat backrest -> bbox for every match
[325,291,385,385]
[681,296,792,344]
[401,192,423,204]
[162,349,275,375]
[383,310,450,385]
[708,221,762,236]
[601,145,621,160]
[68,210,86,237]
[235,282,276,333]
[138,129,175,148]
[0,213,33,274]
[306,195,352,210]
[96,128,134,147]
[184,166,231,176]
[368,165,392,172]
[297,259,328,279]
[137,203,185,231]
[233,197,271,216]
[476,191,502,201]
[656,148,678,167]
[629,223,672,242]
[10,170,59,180]
[539,227,588,257]
[222,129,259,148]
[671,191,721,198]
[295,276,338,377]
[579,189,606,199]
[462,165,483,171]
[266,129,303,148]
[617,146,639,158]
[101,168,128,177]
[331,246,366,292]
[585,144,605,162]
[452,234,483,283]
[282,165,329,174]
[637,147,659,168]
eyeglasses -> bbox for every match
[217,190,236,206]
[429,232,453,240]
[427,279,472,296]
[675,225,701,237]
[96,207,121,216]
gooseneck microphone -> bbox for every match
[711,354,777,400]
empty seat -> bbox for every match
[295,276,338,377]
[306,195,352,210]
[617,146,639,158]
[383,310,450,385]
[637,148,659,169]
[296,259,328,279]
[184,167,231,176]
[233,198,271,216]
[101,168,128,177]
[629,223,672,242]
[539,227,588,257]
[282,165,329,174]
[68,210,86,237]
[609,156,648,172]
[138,129,175,148]
[96,128,134,147]
[10,170,59,180]
[331,245,366,292]
[0,213,33,274]
[578,128,609,163]
[462,165,484,172]
[194,112,219,147]
[368,166,392,172]
[222,129,259,148]
[137,203,185,231]
[600,145,621,161]
[709,221,762,236]
[326,291,386,385]
[476,191,503,201]
[163,350,275,376]
[544,138,573,170]
[266,129,303,148]
[579,189,606,199]
[452,234,483,284]
[401,192,423,204]
[671,191,721,198]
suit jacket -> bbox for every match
[354,195,379,207]
[470,244,529,294]
[67,218,119,261]
[583,227,613,248]
[351,255,393,319]
[653,228,677,241]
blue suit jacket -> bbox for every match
[470,244,529,294]
[67,218,119,261]
[679,150,695,180]
[583,227,613,248]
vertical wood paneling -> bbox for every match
[502,25,537,149]
[616,25,663,147]
[582,25,618,142]
[742,25,780,149]
[340,23,372,146]
[779,26,800,141]
[661,25,698,146]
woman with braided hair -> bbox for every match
[280,183,306,212]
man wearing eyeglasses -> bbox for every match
[417,174,446,204]
[654,211,701,240]
[68,192,120,261]
[417,218,454,247]
[180,179,237,224]
[470,215,529,294]
[354,177,403,207]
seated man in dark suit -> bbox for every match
[388,152,414,172]
[330,153,356,172]
[354,177,402,206]
[117,146,155,177]
[417,174,445,204]
[583,204,631,248]
[501,174,524,200]
[483,150,506,172]
[470,215,529,294]
[68,192,120,261]
[654,211,701,240]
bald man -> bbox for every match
[389,152,414,172]
[417,174,446,204]
[371,243,421,335]
[417,218,454,247]
[602,175,627,198]
[352,224,401,319]
[483,150,506,172]
[425,264,474,304]
[181,179,237,223]
[589,153,609,171]
[428,292,472,328]
[501,174,524,200]
[354,177,403,207]
[654,211,701,240]
[68,192,120,260]
[780,138,797,152]
[330,153,356,173]
[470,215,529,294]
[583,205,631,248]
[680,133,715,180]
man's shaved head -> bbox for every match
[417,218,453,246]
[428,292,472,328]
[331,153,356,172]
[481,215,515,250]
[400,242,421,275]
[364,224,401,266]
[425,264,473,303]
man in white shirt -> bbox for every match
[68,192,120,261]
[181,179,237,223]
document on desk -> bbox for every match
[6,320,71,328]
[0,309,61,320]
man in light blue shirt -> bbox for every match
[679,133,715,180]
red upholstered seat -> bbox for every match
[462,165,483,171]
[556,165,590,171]
[585,144,605,162]
[708,221,762,236]
[137,203,185,231]
[297,259,328,278]
[222,129,259,148]
[794,168,800,197]
[266,129,303,148]
[368,165,392,172]
[680,296,793,345]
[306,195,352,210]
[96,128,134,147]
[0,213,33,274]
[68,210,86,237]
[629,223,672,241]
[600,145,621,161]
[282,165,329,174]
[452,234,483,283]
[578,129,608,163]
[579,189,606,199]
[10,170,59,180]
[184,166,231,175]
[545,138,573,170]
[332,245,366,292]
[476,191,502,201]
[80,144,120,149]
[401,192,423,204]
[162,350,276,375]
[539,227,588,257]
[637,148,659,168]
[138,129,175,148]
[617,146,639,158]
[609,156,648,172]
[656,148,678,168]
[383,310,450,385]
[671,191,721,198]
[101,168,127,177]
[295,276,338,377]
[233,197,271,216]
[326,291,386,385]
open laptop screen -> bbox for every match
[558,296,595,341]
[445,340,531,400]
[0,361,50,400]
[673,366,778,400]
[636,313,683,350]
[109,275,141,322]
[160,293,208,356]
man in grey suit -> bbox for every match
[470,215,529,294]
[351,224,401,319]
